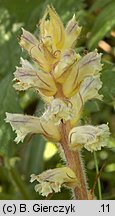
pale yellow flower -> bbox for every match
[42,98,75,125]
[39,5,65,51]
[53,49,81,83]
[5,112,61,143]
[20,6,81,74]
[53,48,102,100]
[79,75,103,101]
[13,58,57,96]
[70,76,103,125]
[19,7,102,100]
[39,76,102,126]
[64,14,82,49]
[20,28,57,73]
[69,124,110,152]
[62,49,102,98]
[39,6,81,52]
[30,167,77,197]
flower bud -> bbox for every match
[64,14,82,49]
[39,5,65,51]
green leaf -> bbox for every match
[0,8,22,156]
[87,2,115,49]
[0,74,22,156]
[100,64,115,105]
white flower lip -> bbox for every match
[13,58,57,96]
[42,98,75,125]
[30,167,77,197]
[69,124,110,152]
[5,112,61,143]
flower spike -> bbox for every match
[5,5,110,200]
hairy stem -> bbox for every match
[60,121,88,200]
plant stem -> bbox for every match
[93,152,102,200]
[60,121,88,200]
[55,84,88,200]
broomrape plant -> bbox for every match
[5,6,110,200]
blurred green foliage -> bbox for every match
[0,0,115,200]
